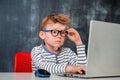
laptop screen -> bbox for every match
[86,20,120,77]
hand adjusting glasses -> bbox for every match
[42,30,68,37]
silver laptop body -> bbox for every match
[62,20,120,78]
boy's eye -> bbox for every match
[52,30,58,34]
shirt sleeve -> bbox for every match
[31,47,68,74]
[76,45,87,64]
[68,45,87,65]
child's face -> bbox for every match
[41,22,67,51]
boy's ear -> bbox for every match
[39,31,45,40]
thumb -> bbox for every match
[78,70,86,74]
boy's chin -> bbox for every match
[53,47,59,51]
[53,45,61,51]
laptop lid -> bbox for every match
[86,20,120,77]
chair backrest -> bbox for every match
[14,52,32,72]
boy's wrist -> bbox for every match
[65,65,76,73]
[75,40,83,45]
[76,44,85,48]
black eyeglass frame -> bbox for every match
[42,30,68,37]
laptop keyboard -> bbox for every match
[58,73,85,78]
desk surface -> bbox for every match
[0,73,120,80]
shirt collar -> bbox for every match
[41,44,60,55]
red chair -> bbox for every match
[14,52,32,72]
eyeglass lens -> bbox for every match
[51,30,68,37]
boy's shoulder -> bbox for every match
[31,45,43,52]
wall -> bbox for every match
[0,0,120,72]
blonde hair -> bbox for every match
[40,14,71,30]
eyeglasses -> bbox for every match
[42,30,68,37]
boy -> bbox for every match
[31,14,87,74]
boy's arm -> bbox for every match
[31,47,67,74]
[76,45,87,64]
[68,46,87,65]
[67,28,87,64]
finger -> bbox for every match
[68,32,75,36]
[67,28,76,33]
[78,70,86,74]
[77,70,83,74]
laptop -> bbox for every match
[58,20,120,78]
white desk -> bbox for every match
[0,73,120,80]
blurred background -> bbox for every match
[0,0,120,72]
